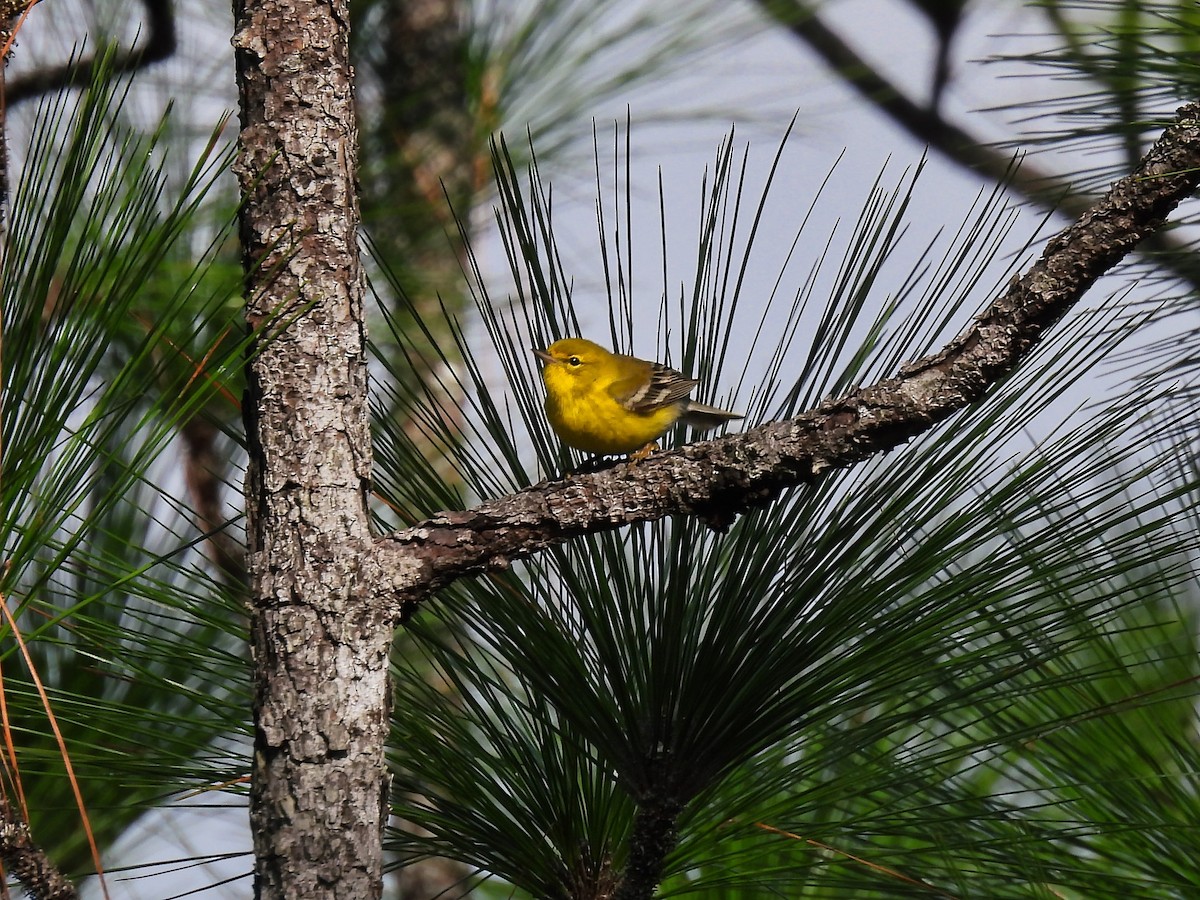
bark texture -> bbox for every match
[232,1,394,897]
[611,797,684,900]
[0,799,77,900]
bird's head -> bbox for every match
[532,338,610,387]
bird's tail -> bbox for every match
[681,401,743,433]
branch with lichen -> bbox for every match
[378,100,1200,623]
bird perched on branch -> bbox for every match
[533,338,742,459]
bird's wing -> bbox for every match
[610,361,698,413]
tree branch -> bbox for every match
[0,797,76,900]
[6,0,175,106]
[234,0,387,895]
[380,99,1200,618]
[751,0,1200,291]
[612,796,684,900]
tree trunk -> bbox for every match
[232,1,393,897]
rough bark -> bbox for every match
[611,797,684,900]
[232,0,394,897]
[0,799,77,900]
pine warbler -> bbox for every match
[533,337,743,457]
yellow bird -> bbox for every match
[532,337,743,457]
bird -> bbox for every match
[532,337,743,459]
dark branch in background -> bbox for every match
[0,798,77,900]
[182,416,247,587]
[378,99,1200,619]
[6,0,175,106]
[910,0,967,114]
[751,0,1200,290]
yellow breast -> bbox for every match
[542,365,679,455]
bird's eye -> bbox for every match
[567,356,581,367]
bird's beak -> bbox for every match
[532,348,555,365]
